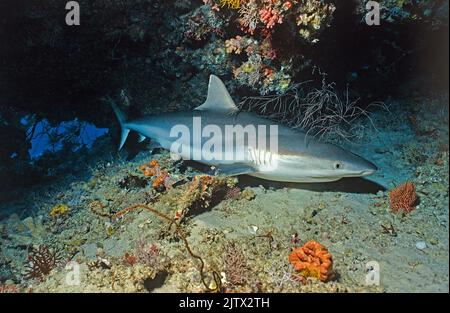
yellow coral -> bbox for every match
[241,62,255,74]
[220,0,241,9]
[278,78,291,91]
[49,204,69,218]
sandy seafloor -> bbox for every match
[0,95,448,293]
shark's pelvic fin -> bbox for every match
[138,134,146,143]
[213,163,256,176]
[109,98,130,151]
[195,75,239,114]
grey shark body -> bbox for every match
[111,75,377,183]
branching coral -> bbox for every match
[224,34,291,94]
[238,0,260,34]
[235,0,334,40]
[184,4,225,42]
[259,6,283,29]
[239,75,387,140]
[177,0,338,96]
[24,245,63,281]
[389,181,418,213]
[225,36,255,54]
[223,241,249,286]
[220,0,242,9]
[177,0,336,95]
[289,240,333,282]
[295,0,335,40]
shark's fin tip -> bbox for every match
[138,134,146,143]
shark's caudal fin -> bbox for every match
[195,75,239,114]
[109,98,130,151]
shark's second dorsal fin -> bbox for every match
[195,75,238,114]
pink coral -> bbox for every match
[135,236,161,268]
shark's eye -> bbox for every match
[334,162,342,169]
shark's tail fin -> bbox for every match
[107,97,130,151]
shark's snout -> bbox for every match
[359,169,376,176]
[345,153,378,177]
[361,160,378,176]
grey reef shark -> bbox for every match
[110,75,377,183]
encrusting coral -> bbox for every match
[389,181,418,213]
[289,240,333,282]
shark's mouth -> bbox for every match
[343,170,377,177]
[306,176,342,182]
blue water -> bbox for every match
[22,118,108,160]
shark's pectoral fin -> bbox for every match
[212,163,256,176]
[194,75,239,114]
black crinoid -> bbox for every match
[24,245,64,281]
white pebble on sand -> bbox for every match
[415,241,427,250]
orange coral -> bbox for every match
[152,171,169,190]
[139,160,171,191]
[140,160,161,177]
[289,240,333,282]
[188,175,221,194]
[389,181,418,213]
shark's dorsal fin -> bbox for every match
[195,75,238,114]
